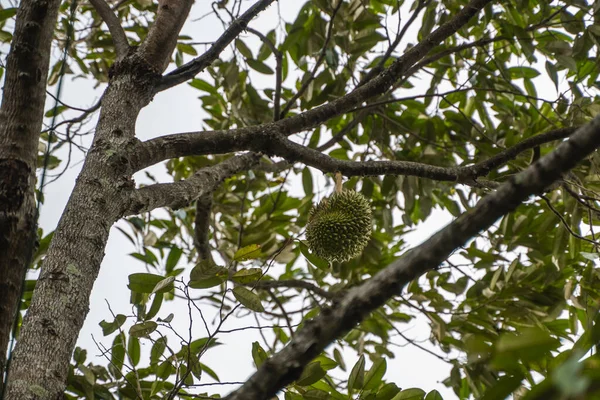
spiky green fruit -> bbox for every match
[306,190,372,263]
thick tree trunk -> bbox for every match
[0,0,61,393]
[3,55,159,400]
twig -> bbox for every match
[157,0,277,92]
[88,0,129,59]
[541,195,599,246]
[244,27,283,122]
[194,192,213,261]
[250,279,335,300]
[279,0,344,119]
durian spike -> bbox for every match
[334,171,343,194]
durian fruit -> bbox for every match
[306,175,372,262]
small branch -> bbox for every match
[156,0,277,92]
[278,0,343,119]
[358,0,427,86]
[266,289,294,337]
[251,279,335,300]
[124,153,260,215]
[316,110,368,152]
[132,123,578,185]
[138,0,194,72]
[245,27,282,121]
[88,0,130,59]
[468,126,578,176]
[222,115,600,400]
[379,310,449,362]
[405,36,507,77]
[194,192,213,261]
[540,195,599,246]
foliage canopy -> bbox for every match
[3,0,600,399]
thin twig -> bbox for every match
[88,0,130,58]
[278,0,344,118]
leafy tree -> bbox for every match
[1,0,600,399]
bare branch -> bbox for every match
[251,280,335,300]
[194,192,213,261]
[138,0,194,72]
[223,115,600,400]
[88,0,129,59]
[156,0,277,92]
[124,153,260,215]
[132,121,576,184]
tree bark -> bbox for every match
[3,54,159,400]
[0,0,62,393]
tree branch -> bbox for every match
[223,115,600,400]
[88,0,129,59]
[132,122,576,184]
[251,280,335,301]
[138,0,194,72]
[194,192,213,261]
[468,126,578,177]
[158,0,492,132]
[124,153,260,216]
[156,0,277,92]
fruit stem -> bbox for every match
[334,171,343,193]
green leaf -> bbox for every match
[348,354,365,391]
[251,341,268,367]
[333,348,346,371]
[145,292,163,320]
[128,273,172,294]
[233,286,264,312]
[507,66,540,79]
[231,268,263,283]
[99,314,126,336]
[296,361,327,386]
[111,334,125,375]
[0,8,17,21]
[129,321,158,338]
[165,247,183,273]
[156,360,173,380]
[127,335,140,366]
[189,78,217,94]
[480,374,523,400]
[555,55,577,72]
[189,259,228,289]
[200,362,220,382]
[152,276,175,294]
[492,328,560,368]
[393,388,426,400]
[235,39,253,59]
[233,244,262,261]
[177,43,197,56]
[424,390,443,400]
[378,383,401,400]
[299,242,329,270]
[150,337,167,365]
[247,59,274,74]
[302,167,313,196]
[364,358,386,390]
